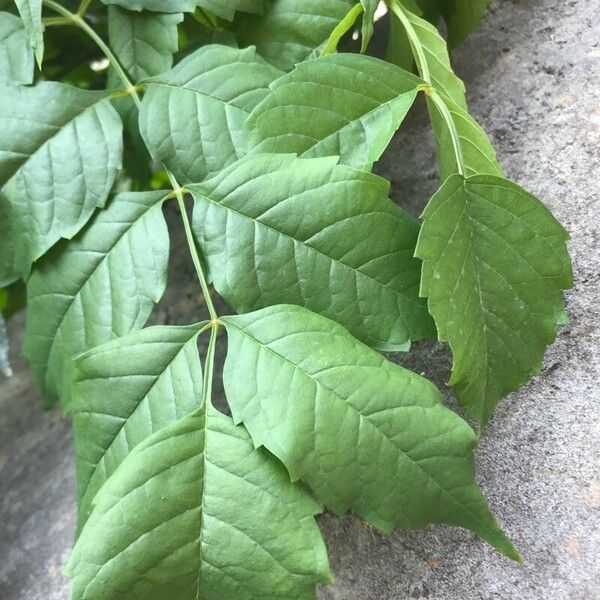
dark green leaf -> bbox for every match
[66,406,332,599]
[415,175,572,425]
[70,323,205,529]
[247,53,420,170]
[0,82,123,285]
[23,190,170,406]
[231,0,353,71]
[101,0,263,20]
[0,11,34,84]
[222,304,519,559]
[139,44,281,183]
[191,153,434,350]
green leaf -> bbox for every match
[139,44,282,183]
[426,91,502,180]
[222,304,519,560]
[0,82,123,285]
[232,0,354,71]
[438,0,491,47]
[358,0,377,52]
[66,407,332,599]
[191,153,434,350]
[108,6,183,83]
[13,0,42,67]
[390,1,466,109]
[0,12,34,84]
[247,53,420,170]
[70,323,206,530]
[101,0,263,20]
[23,190,170,407]
[415,175,573,425]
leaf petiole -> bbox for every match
[321,3,364,55]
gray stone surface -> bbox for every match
[1,0,599,598]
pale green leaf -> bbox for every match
[426,91,502,180]
[13,0,42,66]
[222,304,519,559]
[66,407,332,599]
[247,53,420,170]
[70,324,206,530]
[139,44,282,183]
[108,6,182,83]
[415,175,573,425]
[101,0,263,20]
[191,153,434,350]
[0,82,123,286]
[391,1,466,109]
[0,12,34,84]
[232,0,354,71]
[23,190,170,407]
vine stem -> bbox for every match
[388,0,465,176]
[42,0,219,321]
[322,3,364,55]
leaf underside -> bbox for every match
[0,12,34,85]
[191,153,434,350]
[416,174,572,425]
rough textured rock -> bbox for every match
[0,0,598,598]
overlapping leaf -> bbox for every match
[0,12,34,84]
[426,91,502,179]
[191,153,434,350]
[66,406,332,599]
[23,190,170,406]
[139,44,282,183]
[101,0,263,19]
[247,53,420,170]
[390,1,466,109]
[13,0,42,66]
[0,82,123,285]
[416,175,572,425]
[70,324,206,529]
[108,6,182,82]
[223,304,519,559]
[231,0,353,71]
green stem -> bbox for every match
[322,2,364,55]
[201,324,219,408]
[42,0,219,319]
[76,0,92,17]
[171,173,219,322]
[389,0,465,176]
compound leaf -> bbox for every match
[231,0,354,71]
[0,11,34,84]
[70,323,206,530]
[66,406,332,599]
[0,82,123,285]
[391,1,466,109]
[415,175,573,425]
[13,0,42,66]
[23,190,170,407]
[191,153,434,350]
[247,53,420,170]
[139,44,282,183]
[108,6,183,83]
[222,304,519,560]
